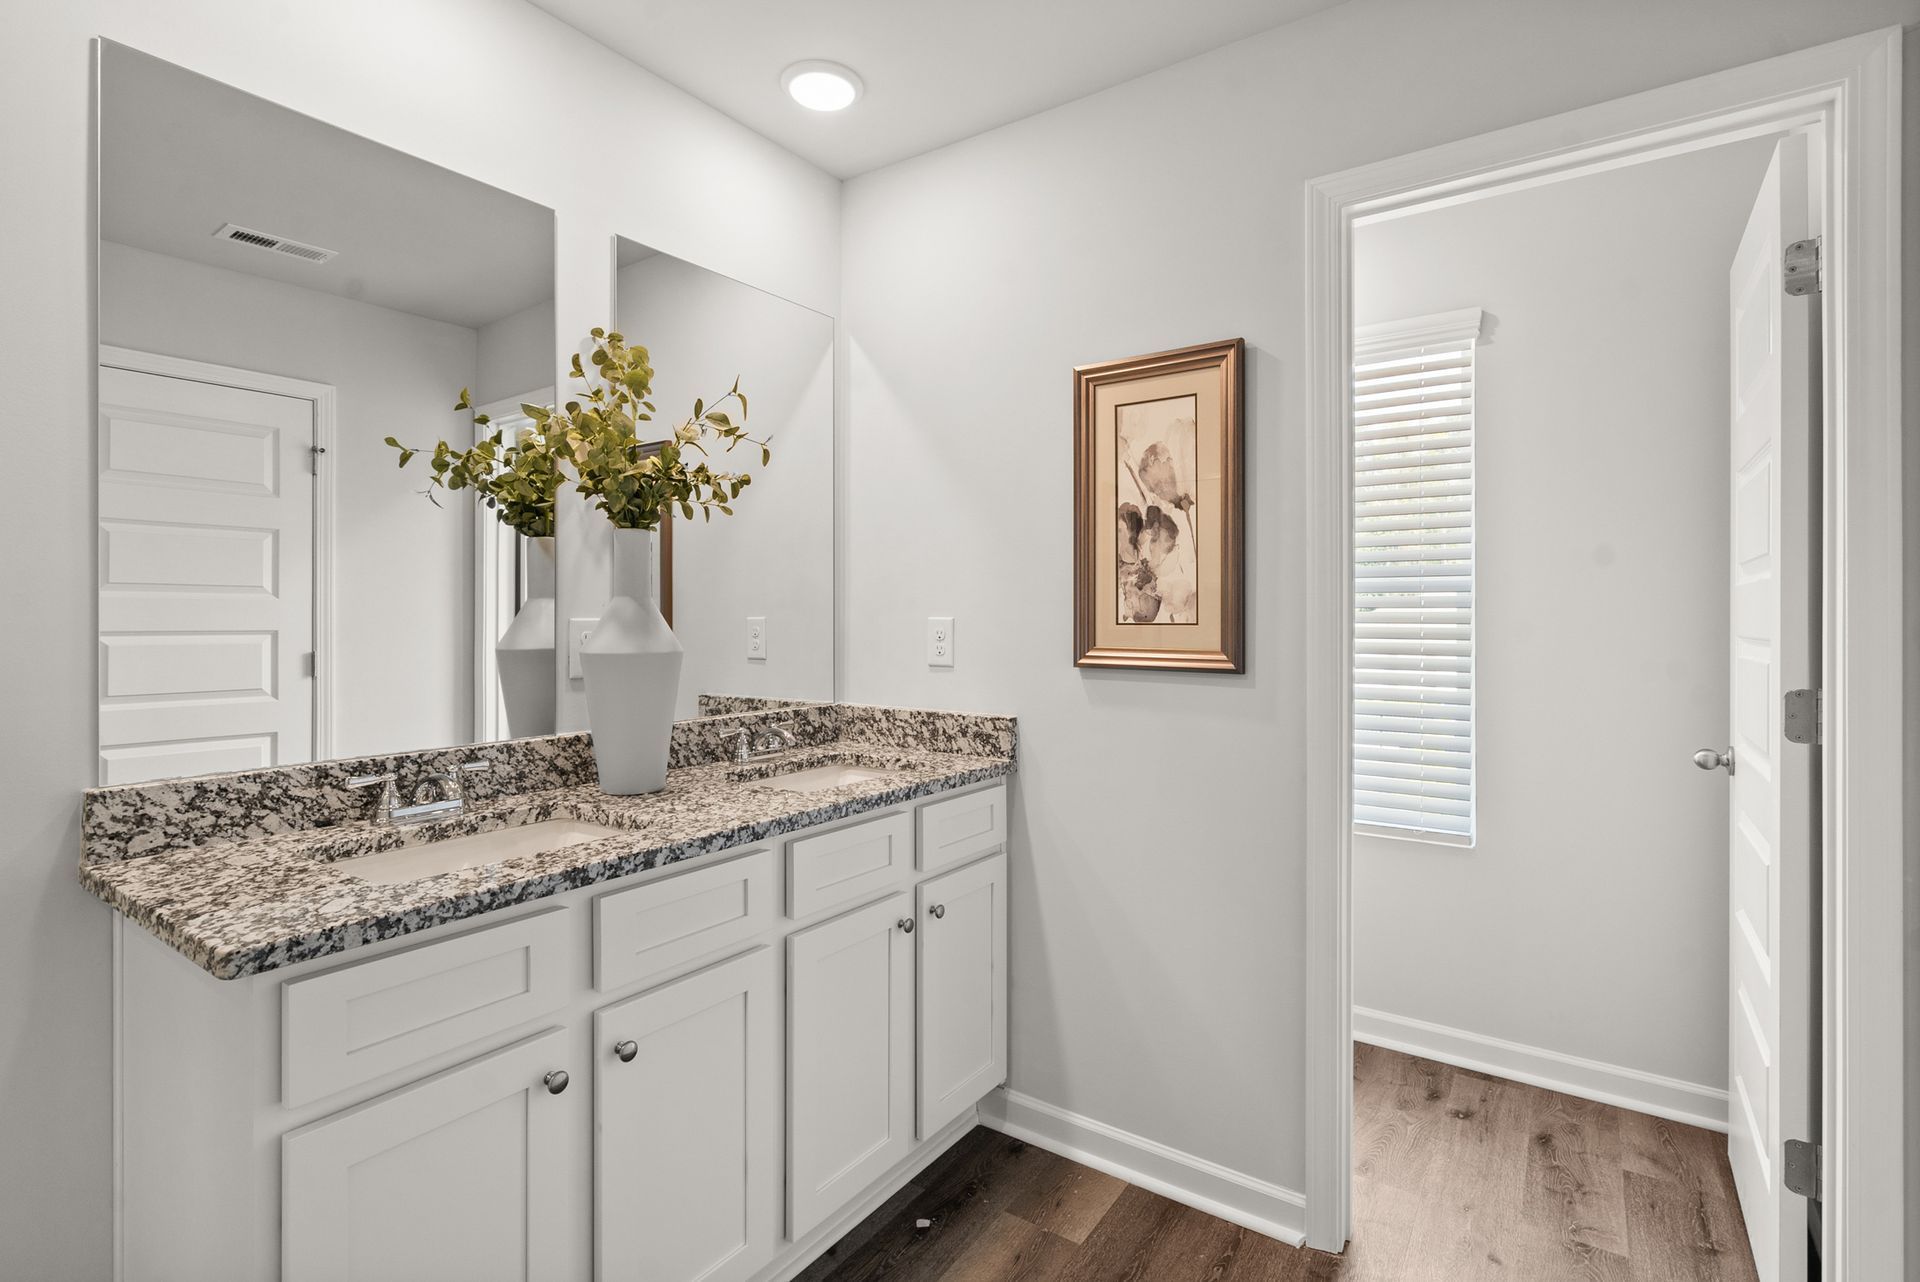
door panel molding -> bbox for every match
[100,345,336,760]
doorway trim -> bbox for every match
[1301,27,1903,1275]
[98,345,339,759]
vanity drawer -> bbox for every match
[281,907,571,1108]
[916,783,1007,875]
[787,811,913,919]
[595,846,774,992]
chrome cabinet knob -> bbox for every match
[613,1040,638,1063]
[929,904,946,920]
[544,1069,570,1095]
[1693,747,1735,775]
[897,917,914,934]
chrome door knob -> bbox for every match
[897,917,914,934]
[1693,747,1735,775]
[613,1040,638,1063]
[544,1069,570,1095]
[929,904,946,920]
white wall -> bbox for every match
[475,295,556,408]
[1350,141,1773,1095]
[0,1,837,1271]
[616,252,835,718]
[839,0,1920,1207]
[101,241,483,757]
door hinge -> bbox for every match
[1784,237,1822,296]
[1783,688,1821,745]
[301,651,316,678]
[309,445,327,475]
[1784,1138,1821,1200]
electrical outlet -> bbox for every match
[567,617,599,680]
[927,616,955,668]
[746,616,768,660]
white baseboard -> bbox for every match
[1353,1006,1729,1132]
[978,1088,1305,1245]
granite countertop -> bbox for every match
[82,705,1015,980]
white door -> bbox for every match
[786,891,914,1240]
[916,852,1008,1138]
[282,1027,576,1282]
[98,362,315,783]
[595,947,779,1282]
[1724,132,1818,1282]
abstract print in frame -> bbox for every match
[1074,338,1243,671]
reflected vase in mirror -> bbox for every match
[581,528,683,793]
[496,536,557,738]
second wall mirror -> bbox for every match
[609,237,836,718]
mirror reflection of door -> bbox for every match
[96,356,322,784]
[96,42,557,783]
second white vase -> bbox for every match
[495,535,557,739]
[581,526,683,795]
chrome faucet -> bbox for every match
[349,760,491,826]
[729,722,798,765]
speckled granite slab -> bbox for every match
[80,702,1015,980]
[83,700,1009,863]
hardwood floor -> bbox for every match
[803,1044,1759,1281]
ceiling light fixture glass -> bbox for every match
[781,60,862,112]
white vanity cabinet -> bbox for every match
[282,1027,577,1282]
[785,891,917,1239]
[595,946,781,1282]
[915,852,1009,1138]
[113,780,1010,1282]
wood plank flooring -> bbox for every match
[803,1044,1758,1281]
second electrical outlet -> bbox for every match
[927,616,955,667]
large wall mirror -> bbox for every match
[609,237,835,719]
[97,43,557,785]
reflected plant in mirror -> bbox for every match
[385,390,566,538]
[385,393,571,739]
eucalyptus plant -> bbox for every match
[385,390,565,539]
[552,328,769,531]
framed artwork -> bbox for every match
[1073,338,1244,672]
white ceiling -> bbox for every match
[100,43,553,331]
[528,0,1351,178]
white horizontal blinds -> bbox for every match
[1352,309,1482,842]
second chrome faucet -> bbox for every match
[348,759,492,826]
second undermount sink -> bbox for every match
[756,763,902,794]
[337,819,622,886]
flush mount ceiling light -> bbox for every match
[781,60,862,112]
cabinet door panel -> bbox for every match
[786,892,914,1239]
[595,947,778,1282]
[282,1027,572,1282]
[917,853,1008,1137]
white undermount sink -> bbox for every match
[756,763,901,794]
[337,819,622,885]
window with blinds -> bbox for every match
[1352,309,1482,844]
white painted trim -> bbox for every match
[97,344,339,761]
[1304,28,1904,1274]
[1354,1007,1729,1132]
[979,1088,1306,1246]
[1352,306,1484,359]
[471,389,554,743]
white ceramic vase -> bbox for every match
[581,526,683,794]
[495,535,557,739]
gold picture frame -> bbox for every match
[1073,338,1244,672]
